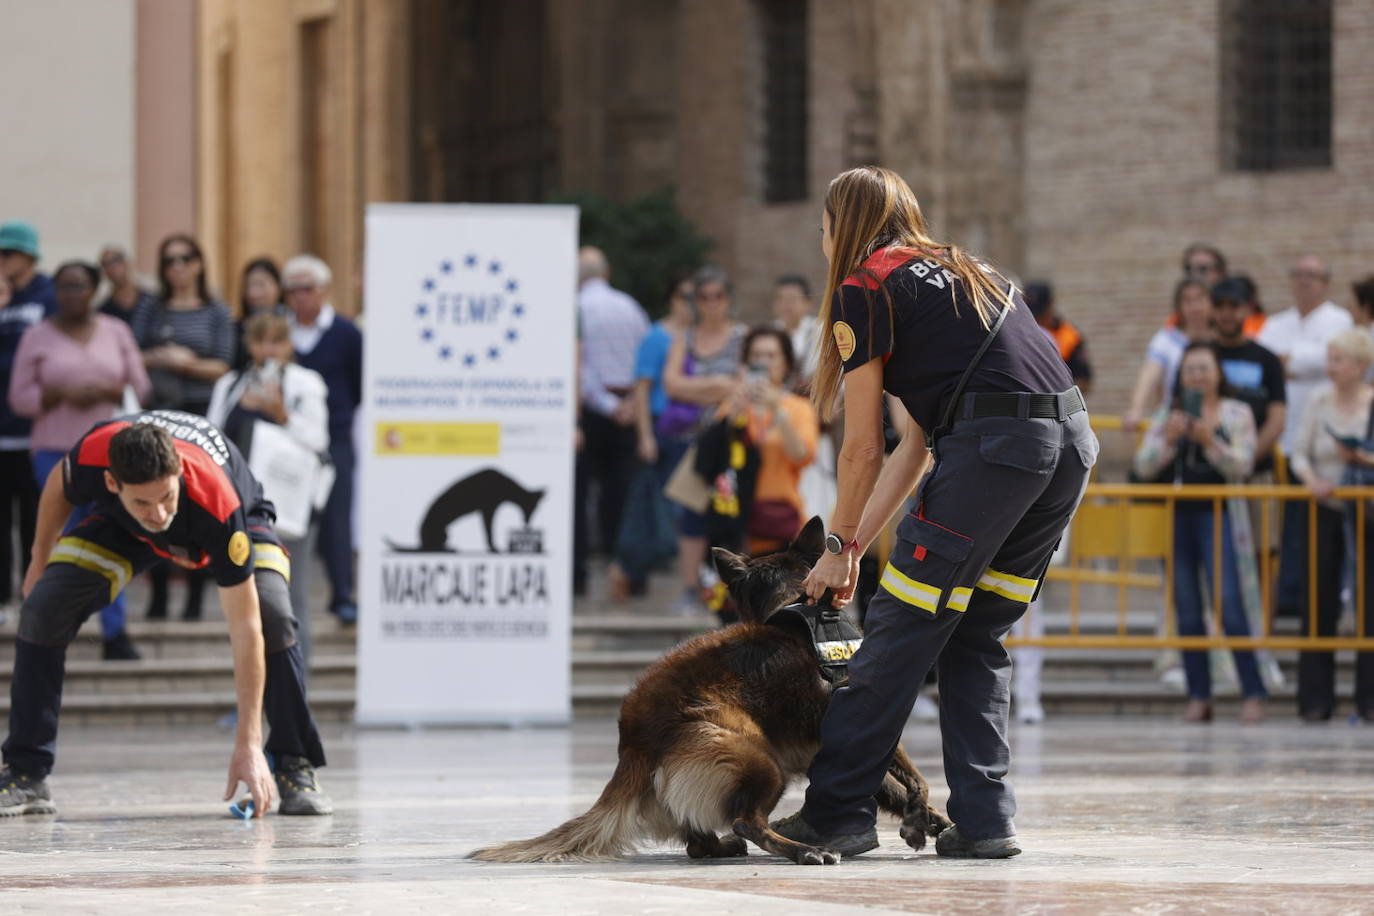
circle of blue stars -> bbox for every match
[415,254,526,365]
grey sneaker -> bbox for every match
[770,811,878,858]
[273,756,334,816]
[935,824,1021,858]
[0,767,57,817]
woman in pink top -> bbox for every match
[8,260,150,659]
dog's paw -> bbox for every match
[687,834,750,859]
[719,835,748,857]
[795,847,841,865]
[899,821,928,852]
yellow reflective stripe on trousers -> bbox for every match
[975,567,1037,603]
[947,586,972,612]
[252,543,291,583]
[50,537,134,602]
[879,564,942,613]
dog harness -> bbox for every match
[767,602,864,685]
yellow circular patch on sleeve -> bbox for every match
[832,321,856,361]
[228,531,250,567]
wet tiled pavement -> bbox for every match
[1,715,1370,913]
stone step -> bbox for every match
[0,619,357,662]
[0,655,357,695]
[0,672,1357,725]
[569,679,1368,720]
[0,688,356,727]
[0,646,1353,695]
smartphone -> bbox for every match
[746,363,769,385]
[1181,389,1203,419]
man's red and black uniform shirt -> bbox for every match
[62,410,276,587]
[831,249,1072,432]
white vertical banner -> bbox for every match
[357,204,577,725]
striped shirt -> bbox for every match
[132,300,235,408]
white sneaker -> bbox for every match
[909,694,939,722]
[1018,702,1045,725]
[1159,666,1187,692]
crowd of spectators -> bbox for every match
[0,220,361,661]
[2,219,1371,724]
[1123,244,1373,723]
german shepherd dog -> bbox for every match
[469,517,951,865]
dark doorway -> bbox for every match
[411,0,555,202]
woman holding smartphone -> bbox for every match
[1134,340,1264,723]
[722,326,819,556]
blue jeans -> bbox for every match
[31,450,126,639]
[1172,504,1266,700]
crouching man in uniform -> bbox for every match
[0,410,331,817]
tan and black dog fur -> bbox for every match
[469,517,951,865]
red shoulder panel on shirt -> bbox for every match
[174,441,241,523]
[76,421,131,468]
[843,249,917,290]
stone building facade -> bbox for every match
[112,0,1368,469]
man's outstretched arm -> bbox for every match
[219,578,275,816]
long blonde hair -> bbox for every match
[811,166,1015,420]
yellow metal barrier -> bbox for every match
[1019,482,1374,650]
[866,412,1369,650]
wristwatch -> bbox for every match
[824,533,859,556]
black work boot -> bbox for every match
[273,755,333,815]
[770,811,878,858]
[935,824,1021,858]
[0,767,57,816]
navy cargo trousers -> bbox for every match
[3,513,326,779]
[803,407,1097,841]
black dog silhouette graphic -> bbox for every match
[387,468,546,554]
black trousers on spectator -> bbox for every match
[0,450,37,605]
[574,410,637,574]
[1277,497,1309,616]
[3,514,325,777]
[318,434,356,612]
[1298,504,1374,718]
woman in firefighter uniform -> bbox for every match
[772,166,1097,860]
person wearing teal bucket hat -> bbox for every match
[0,220,55,613]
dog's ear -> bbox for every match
[790,516,826,564]
[711,546,749,592]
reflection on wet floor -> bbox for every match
[0,716,1370,913]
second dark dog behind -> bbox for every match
[469,517,951,865]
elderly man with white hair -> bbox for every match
[284,255,363,625]
[1258,254,1353,620]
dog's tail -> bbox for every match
[467,754,651,862]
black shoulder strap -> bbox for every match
[926,291,1014,447]
[1364,394,1374,442]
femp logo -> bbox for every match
[414,254,526,366]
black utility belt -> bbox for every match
[957,386,1085,422]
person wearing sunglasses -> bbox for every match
[1180,243,1228,290]
[0,221,55,616]
[131,233,234,621]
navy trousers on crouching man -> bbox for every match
[2,513,326,779]
[802,410,1096,841]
